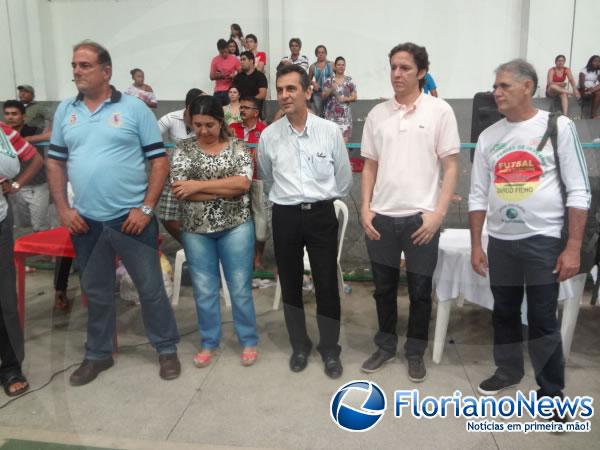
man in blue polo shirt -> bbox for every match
[46,40,180,386]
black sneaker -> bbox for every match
[477,374,520,396]
[360,349,395,373]
[407,356,426,383]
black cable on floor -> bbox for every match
[0,309,279,409]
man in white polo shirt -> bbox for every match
[360,42,460,382]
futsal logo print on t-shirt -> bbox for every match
[494,150,543,202]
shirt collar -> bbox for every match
[73,85,122,105]
[284,112,312,137]
[391,92,424,112]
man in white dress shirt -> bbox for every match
[258,64,352,379]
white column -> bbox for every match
[266,0,284,99]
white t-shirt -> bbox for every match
[469,110,590,240]
[580,67,599,89]
[0,130,20,221]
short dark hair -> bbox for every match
[289,37,302,48]
[276,64,310,92]
[314,45,327,57]
[73,40,112,67]
[187,95,231,140]
[217,39,228,50]
[130,68,143,77]
[3,100,25,114]
[185,88,205,107]
[240,51,255,62]
[334,56,346,65]
[240,96,259,108]
[495,59,538,96]
[555,54,566,63]
[389,42,429,89]
[246,33,257,43]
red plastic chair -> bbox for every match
[14,227,76,330]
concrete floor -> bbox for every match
[1,269,599,450]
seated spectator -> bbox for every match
[423,73,438,97]
[17,84,53,134]
[230,23,246,53]
[244,34,267,72]
[308,45,334,116]
[170,95,258,368]
[157,88,206,242]
[223,87,242,125]
[227,39,240,58]
[210,39,241,106]
[280,37,309,72]
[124,68,157,108]
[322,56,357,143]
[579,55,600,118]
[229,97,269,268]
[233,51,268,103]
[546,54,580,115]
[2,100,48,231]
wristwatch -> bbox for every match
[140,204,153,216]
[11,181,21,191]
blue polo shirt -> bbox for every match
[423,73,437,95]
[49,88,166,221]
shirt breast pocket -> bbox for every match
[311,155,334,181]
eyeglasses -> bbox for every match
[239,106,259,110]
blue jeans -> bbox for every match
[182,220,258,349]
[71,215,180,360]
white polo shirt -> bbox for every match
[361,94,460,217]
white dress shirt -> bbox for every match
[258,113,352,205]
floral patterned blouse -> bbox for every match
[323,75,356,140]
[223,105,241,125]
[170,138,252,234]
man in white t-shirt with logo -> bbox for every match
[469,59,590,406]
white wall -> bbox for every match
[1,0,596,101]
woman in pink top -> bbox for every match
[546,54,579,115]
[124,68,157,108]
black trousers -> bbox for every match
[488,235,565,397]
[0,206,24,377]
[272,201,341,358]
[54,257,73,291]
[365,213,439,357]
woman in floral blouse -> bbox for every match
[322,57,357,143]
[170,95,258,368]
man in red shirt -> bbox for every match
[0,122,39,397]
[210,39,241,106]
[0,121,44,201]
[229,97,268,268]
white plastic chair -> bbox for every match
[272,199,349,310]
[171,248,232,310]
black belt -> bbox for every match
[275,199,334,211]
